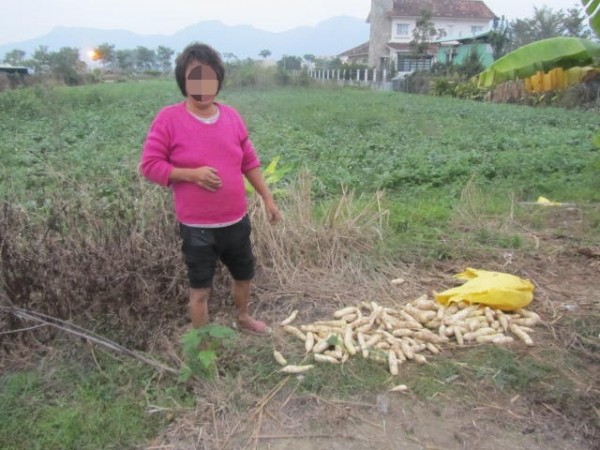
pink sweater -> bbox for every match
[140,102,260,225]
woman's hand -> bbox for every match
[263,197,282,224]
[171,167,222,191]
[190,167,222,192]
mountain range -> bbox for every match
[0,16,370,60]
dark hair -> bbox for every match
[175,43,225,97]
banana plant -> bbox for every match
[582,0,599,35]
[477,37,600,87]
[245,156,290,196]
[476,0,600,88]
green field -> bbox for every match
[1,81,599,449]
[1,80,599,201]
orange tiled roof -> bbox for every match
[389,0,495,20]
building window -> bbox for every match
[397,55,433,72]
[395,23,410,36]
[471,26,483,34]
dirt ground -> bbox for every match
[149,236,600,450]
[4,202,597,450]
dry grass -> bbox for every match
[249,174,389,283]
[0,173,408,351]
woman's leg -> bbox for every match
[232,279,251,320]
[233,279,270,334]
[189,287,210,328]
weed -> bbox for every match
[179,324,238,382]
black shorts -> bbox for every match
[179,215,255,289]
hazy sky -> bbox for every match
[0,0,585,46]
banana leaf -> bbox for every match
[581,0,600,36]
[477,37,600,87]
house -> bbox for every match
[0,64,29,90]
[367,0,496,74]
[338,42,370,65]
[435,30,495,68]
[0,64,29,76]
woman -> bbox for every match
[140,42,281,334]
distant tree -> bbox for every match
[314,57,345,70]
[156,46,174,73]
[303,54,316,63]
[411,9,446,55]
[3,49,26,66]
[222,52,238,63]
[455,49,485,78]
[28,45,52,74]
[488,16,511,60]
[563,7,592,39]
[278,55,302,71]
[49,47,86,85]
[259,49,271,59]
[115,49,135,73]
[135,46,156,71]
[507,5,594,52]
[93,43,116,70]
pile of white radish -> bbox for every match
[274,295,541,376]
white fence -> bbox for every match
[307,68,395,91]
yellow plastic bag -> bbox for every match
[435,268,534,311]
[536,196,563,206]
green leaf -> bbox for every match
[246,156,289,194]
[206,324,237,341]
[264,156,280,176]
[581,0,600,36]
[197,350,216,369]
[327,335,340,346]
[178,365,193,383]
[180,329,202,355]
[477,37,600,87]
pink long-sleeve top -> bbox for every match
[140,102,260,225]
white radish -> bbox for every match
[343,327,357,356]
[280,310,298,326]
[305,332,315,353]
[454,327,464,346]
[463,327,497,341]
[510,324,534,346]
[476,333,505,344]
[312,337,331,354]
[273,350,287,366]
[324,349,344,360]
[392,328,414,338]
[426,342,440,354]
[492,335,514,345]
[413,354,428,364]
[341,313,358,323]
[314,353,340,364]
[282,325,306,341]
[358,333,368,358]
[389,384,408,392]
[388,350,399,375]
[511,317,540,327]
[364,334,382,348]
[280,365,314,374]
[400,341,414,360]
[414,329,449,344]
[333,306,359,318]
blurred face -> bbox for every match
[185,62,218,105]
